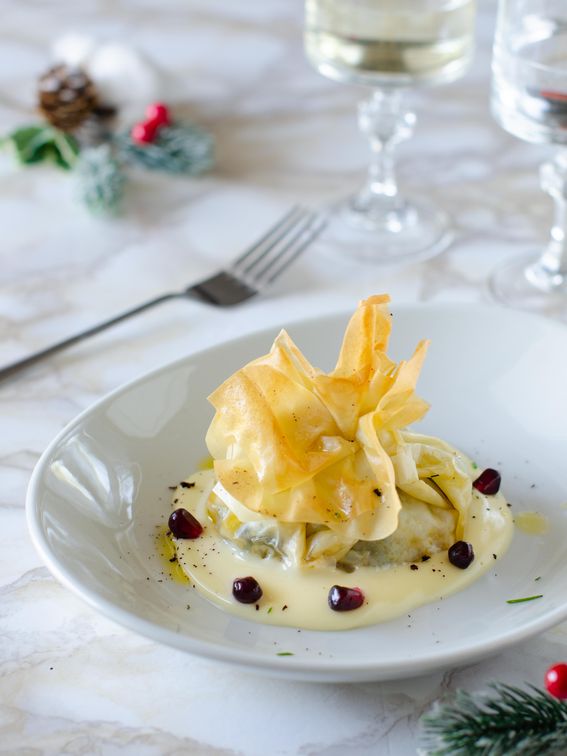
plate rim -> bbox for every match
[26,301,567,680]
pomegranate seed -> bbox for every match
[328,585,365,612]
[145,102,170,126]
[545,663,567,699]
[448,541,475,569]
[168,508,203,539]
[232,576,263,604]
[473,468,501,495]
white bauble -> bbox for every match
[52,34,164,121]
[52,33,96,67]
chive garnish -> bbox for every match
[506,594,543,604]
[535,576,542,581]
[277,651,294,656]
[267,607,273,614]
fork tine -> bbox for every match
[231,205,306,270]
[262,213,328,284]
[246,211,326,285]
[230,205,307,275]
[242,209,313,278]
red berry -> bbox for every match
[448,540,475,569]
[145,102,170,126]
[168,508,203,539]
[473,468,501,495]
[545,663,567,699]
[328,585,365,612]
[232,576,263,604]
[131,120,157,144]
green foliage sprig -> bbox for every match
[114,123,214,175]
[420,683,567,756]
[76,144,126,214]
[2,120,213,215]
[4,124,79,169]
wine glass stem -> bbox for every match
[368,139,398,202]
[352,90,416,218]
[530,151,567,288]
[543,176,567,274]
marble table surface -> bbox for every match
[2,0,566,754]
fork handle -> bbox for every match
[0,292,182,382]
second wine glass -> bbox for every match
[490,0,567,313]
[304,0,477,263]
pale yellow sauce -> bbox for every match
[515,511,549,535]
[155,528,190,584]
[169,470,514,630]
[197,455,214,471]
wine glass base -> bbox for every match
[490,253,567,315]
[322,195,451,265]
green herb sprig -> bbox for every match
[506,595,543,604]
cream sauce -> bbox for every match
[169,469,514,630]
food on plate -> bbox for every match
[166,295,514,629]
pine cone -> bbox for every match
[38,64,98,132]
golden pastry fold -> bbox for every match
[206,295,453,545]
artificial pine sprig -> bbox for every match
[75,144,126,214]
[2,98,213,215]
[420,683,567,756]
[115,123,214,175]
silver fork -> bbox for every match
[0,206,326,382]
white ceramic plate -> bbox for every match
[27,304,567,682]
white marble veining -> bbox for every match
[1,0,565,753]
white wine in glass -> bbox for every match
[305,0,475,87]
[304,0,477,263]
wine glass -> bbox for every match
[490,0,567,312]
[304,0,477,264]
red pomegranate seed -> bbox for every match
[168,508,203,539]
[328,585,365,612]
[473,468,501,495]
[232,576,263,604]
[448,540,475,569]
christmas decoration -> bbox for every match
[420,682,567,755]
[2,46,214,216]
[75,144,126,214]
[116,123,214,174]
[145,102,170,127]
[131,120,158,145]
[51,34,164,122]
[545,663,567,700]
[130,102,171,144]
[3,124,78,169]
[38,64,98,132]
